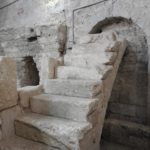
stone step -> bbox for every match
[57,66,102,80]
[71,42,117,54]
[102,118,150,150]
[30,94,99,122]
[44,79,102,98]
[64,53,117,69]
[0,136,53,150]
[76,31,117,44]
[15,113,91,150]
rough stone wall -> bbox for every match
[100,23,148,124]
[0,0,150,123]
[0,26,61,87]
[0,57,22,140]
[0,0,66,87]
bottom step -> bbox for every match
[15,113,91,150]
[102,118,150,150]
[0,136,53,150]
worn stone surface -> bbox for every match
[0,0,149,123]
[31,94,99,122]
[0,136,54,150]
[15,113,91,150]
[64,52,117,68]
[102,118,150,150]
[45,79,102,98]
[14,31,127,150]
[0,57,18,111]
[18,85,43,108]
[108,102,146,123]
[57,66,102,80]
[0,0,65,29]
[0,106,22,138]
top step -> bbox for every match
[71,41,119,54]
[76,31,118,44]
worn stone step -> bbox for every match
[102,118,150,150]
[15,113,91,150]
[76,31,118,44]
[31,94,99,122]
[64,53,117,69]
[71,42,117,54]
[0,136,53,150]
[44,79,102,98]
[57,66,102,80]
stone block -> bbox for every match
[0,106,22,138]
[15,113,91,150]
[31,94,99,122]
[57,66,102,80]
[102,118,150,150]
[18,85,43,108]
[45,79,102,98]
[0,57,18,111]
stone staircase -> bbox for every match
[13,31,127,150]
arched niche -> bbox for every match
[16,56,40,88]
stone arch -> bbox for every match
[89,17,132,34]
[90,17,148,124]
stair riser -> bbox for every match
[57,67,102,80]
[71,42,116,54]
[64,53,117,69]
[30,97,99,122]
[15,121,70,150]
[44,80,102,98]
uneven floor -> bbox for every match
[0,136,54,150]
[101,140,135,150]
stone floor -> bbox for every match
[0,136,53,150]
[100,140,135,150]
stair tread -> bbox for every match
[71,42,115,54]
[16,112,91,137]
[46,78,100,83]
[64,52,116,67]
[15,113,91,149]
[57,66,102,80]
[105,118,150,137]
[32,94,98,105]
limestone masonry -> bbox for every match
[0,0,150,150]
